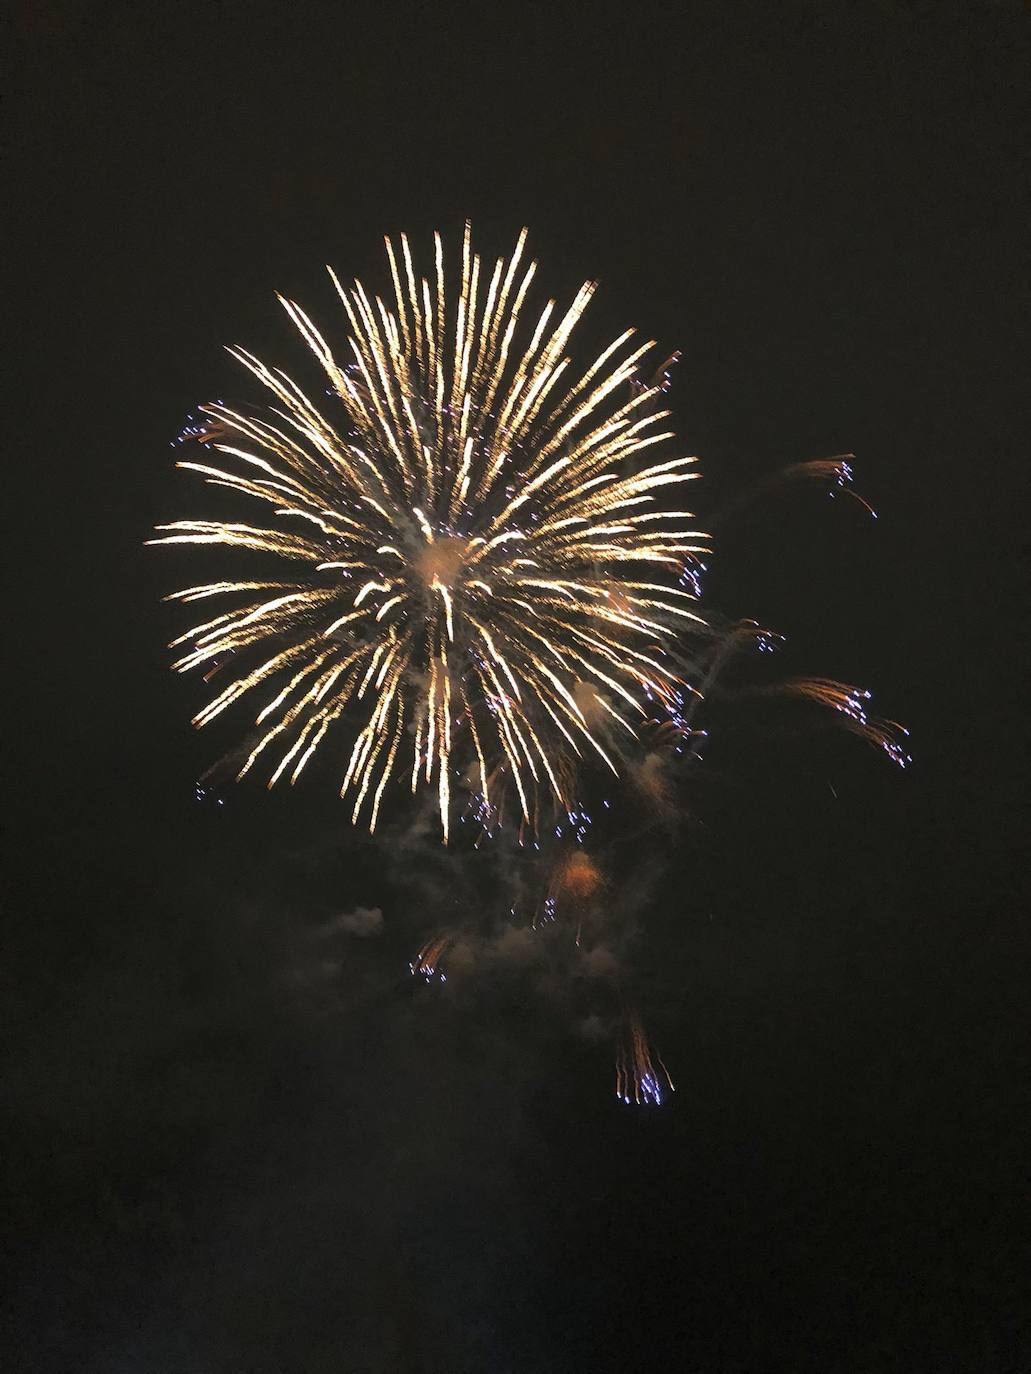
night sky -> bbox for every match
[7,3,1030,1370]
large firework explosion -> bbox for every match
[154,226,719,841]
[156,228,908,1104]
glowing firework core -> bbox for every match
[414,534,470,590]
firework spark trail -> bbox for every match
[774,678,911,768]
[409,932,453,983]
[781,456,878,518]
[616,1008,674,1106]
[709,454,879,536]
[153,226,714,840]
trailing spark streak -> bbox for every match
[774,678,911,768]
[154,226,713,837]
[616,1008,675,1107]
[410,932,453,983]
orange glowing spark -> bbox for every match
[551,850,604,905]
[540,847,606,944]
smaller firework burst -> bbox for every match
[535,849,605,947]
[549,849,604,905]
[616,1008,675,1107]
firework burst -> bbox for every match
[153,226,713,839]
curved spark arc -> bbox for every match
[153,226,714,839]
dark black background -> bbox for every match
[6,2,1029,1370]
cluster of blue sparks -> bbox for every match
[618,1069,667,1108]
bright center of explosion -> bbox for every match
[554,851,603,903]
[413,535,472,591]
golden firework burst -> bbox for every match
[152,226,712,839]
